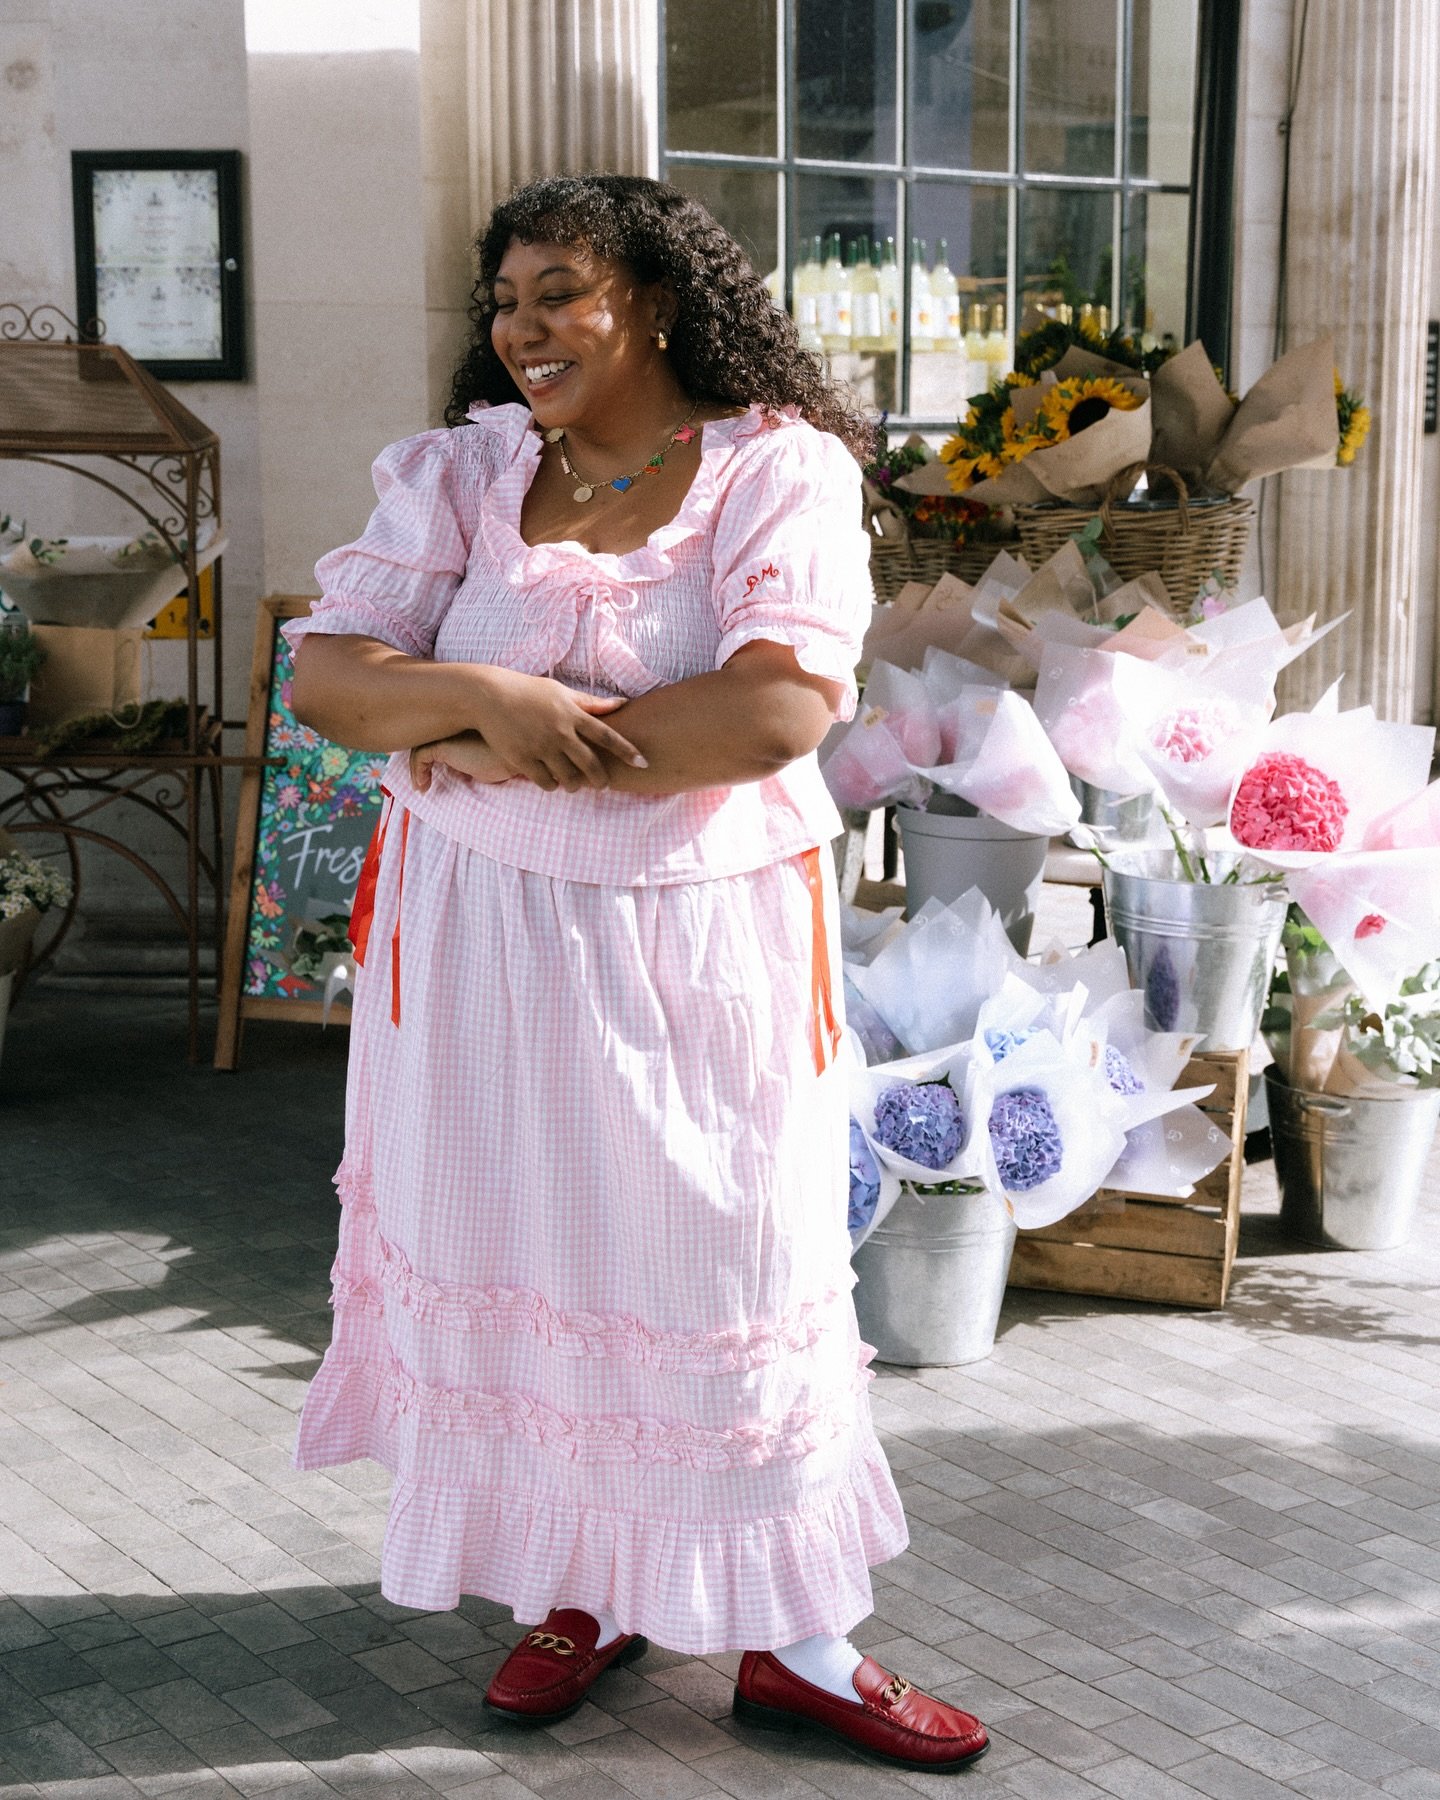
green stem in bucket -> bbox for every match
[1162,808,1203,884]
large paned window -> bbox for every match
[661,0,1202,424]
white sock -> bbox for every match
[562,1603,622,1648]
[771,1633,864,1703]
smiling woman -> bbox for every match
[282,173,989,1772]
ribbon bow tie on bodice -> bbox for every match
[519,580,659,696]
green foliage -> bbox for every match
[1011,317,1173,382]
[1316,962,1440,1084]
[291,913,353,980]
[31,698,188,759]
[0,624,46,701]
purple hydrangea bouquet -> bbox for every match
[844,889,1233,1245]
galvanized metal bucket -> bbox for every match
[851,1185,1018,1366]
[895,801,1048,955]
[1101,851,1287,1049]
[1264,1068,1440,1250]
[1072,779,1154,843]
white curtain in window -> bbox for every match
[466,0,659,232]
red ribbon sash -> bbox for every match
[348,787,409,1027]
[348,790,392,970]
[803,846,842,1077]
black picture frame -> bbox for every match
[72,149,246,382]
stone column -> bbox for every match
[1273,0,1438,720]
[465,0,659,233]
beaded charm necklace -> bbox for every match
[544,402,700,503]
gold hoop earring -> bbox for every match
[656,330,669,351]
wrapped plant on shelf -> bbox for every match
[0,621,46,735]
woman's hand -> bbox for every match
[476,668,647,792]
[409,732,515,793]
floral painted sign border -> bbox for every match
[215,597,386,1067]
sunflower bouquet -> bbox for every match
[1010,312,1171,383]
[1335,373,1370,467]
[933,349,1153,507]
[1153,336,1367,492]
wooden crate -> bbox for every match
[1007,1048,1249,1309]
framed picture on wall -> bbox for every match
[71,149,245,380]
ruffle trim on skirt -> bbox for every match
[298,1332,875,1472]
[330,1157,857,1377]
[377,1441,910,1650]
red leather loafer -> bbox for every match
[733,1650,989,1772]
[485,1609,648,1724]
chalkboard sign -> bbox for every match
[214,595,388,1068]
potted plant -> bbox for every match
[1264,937,1440,1251]
[0,620,46,736]
[0,832,73,1068]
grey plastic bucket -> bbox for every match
[1264,1068,1440,1250]
[1101,851,1287,1049]
[895,802,1048,954]
[851,1186,1018,1365]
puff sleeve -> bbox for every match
[710,423,872,721]
[283,429,470,660]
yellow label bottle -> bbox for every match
[851,237,884,353]
[984,300,1009,376]
[964,302,989,398]
[877,236,900,352]
[792,235,823,353]
[819,233,852,355]
[931,239,962,353]
[908,237,933,353]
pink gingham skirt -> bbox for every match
[294,809,908,1652]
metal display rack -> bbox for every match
[0,303,226,1060]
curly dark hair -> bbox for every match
[444,174,875,462]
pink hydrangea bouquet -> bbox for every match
[821,648,1081,835]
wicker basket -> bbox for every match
[867,518,1012,603]
[1012,463,1254,614]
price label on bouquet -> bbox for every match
[214,596,388,1067]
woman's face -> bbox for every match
[490,239,666,428]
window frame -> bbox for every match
[660,0,1239,427]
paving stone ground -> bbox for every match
[6,945,1440,1800]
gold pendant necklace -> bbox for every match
[544,402,700,503]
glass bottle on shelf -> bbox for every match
[851,236,884,354]
[819,233,852,355]
[908,237,934,353]
[964,302,990,398]
[984,301,1009,378]
[792,235,823,352]
[931,240,962,354]
[877,236,900,353]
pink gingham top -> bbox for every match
[286,402,872,885]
